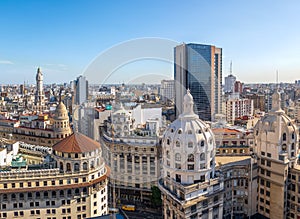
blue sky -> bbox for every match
[0,0,300,84]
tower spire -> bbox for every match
[230,61,233,76]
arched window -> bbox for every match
[282,144,287,152]
[12,193,16,200]
[283,133,287,141]
[75,153,78,158]
[188,142,193,148]
[60,190,64,197]
[292,132,295,139]
[44,191,48,198]
[166,138,170,145]
[36,192,40,198]
[178,129,182,134]
[75,188,79,195]
[90,161,95,169]
[187,154,194,162]
[83,187,87,194]
[292,143,295,150]
[200,141,205,147]
[166,150,170,159]
[67,189,72,196]
[59,162,63,171]
[74,163,80,172]
[52,191,56,198]
[197,129,202,134]
[200,153,205,161]
[83,162,88,170]
[66,163,71,172]
[176,141,180,147]
[175,153,181,161]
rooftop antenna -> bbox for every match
[276,70,279,90]
[230,61,233,76]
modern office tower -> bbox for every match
[34,67,46,111]
[0,132,109,218]
[224,75,236,93]
[74,75,88,105]
[159,90,224,218]
[253,90,299,218]
[174,43,222,121]
[160,80,175,103]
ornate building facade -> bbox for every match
[253,90,300,218]
[34,67,46,112]
[159,90,224,218]
[0,132,109,219]
[100,105,161,204]
[0,101,73,147]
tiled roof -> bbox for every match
[53,132,100,153]
[212,128,241,133]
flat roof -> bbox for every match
[215,156,250,167]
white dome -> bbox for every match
[162,91,216,185]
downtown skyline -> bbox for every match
[1,0,300,84]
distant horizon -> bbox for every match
[1,1,300,84]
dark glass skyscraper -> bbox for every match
[174,43,222,121]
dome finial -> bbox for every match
[180,89,198,118]
[271,89,282,112]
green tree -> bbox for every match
[150,186,162,207]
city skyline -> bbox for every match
[1,0,300,84]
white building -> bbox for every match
[225,98,254,124]
[131,104,162,128]
[160,80,174,103]
[74,75,88,105]
[0,139,19,167]
[159,90,224,218]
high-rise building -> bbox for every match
[160,80,175,103]
[174,43,222,121]
[224,74,236,93]
[225,98,254,124]
[74,76,88,105]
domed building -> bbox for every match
[254,90,299,219]
[0,132,109,219]
[159,90,224,219]
[53,101,72,139]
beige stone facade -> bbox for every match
[0,133,109,219]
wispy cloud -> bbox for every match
[0,60,13,65]
[44,63,68,71]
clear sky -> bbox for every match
[1,0,300,84]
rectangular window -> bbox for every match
[260,188,264,195]
[266,171,271,177]
[266,160,271,167]
[267,153,271,158]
